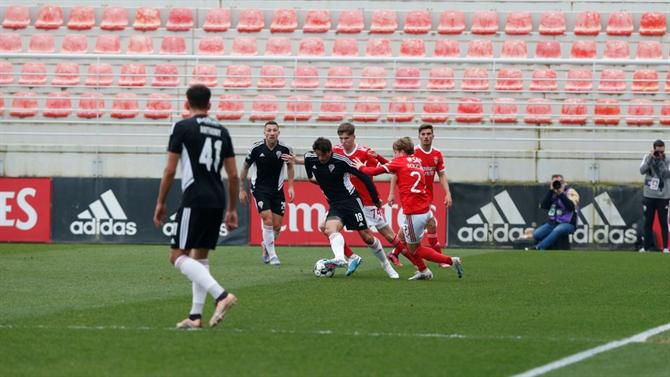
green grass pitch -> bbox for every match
[1,244,669,377]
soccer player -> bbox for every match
[239,121,294,266]
[387,124,453,267]
[304,137,399,279]
[354,137,463,280]
[153,84,238,329]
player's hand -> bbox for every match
[367,149,378,159]
[375,200,383,209]
[225,210,239,231]
[387,193,395,206]
[288,186,295,203]
[352,158,364,169]
[282,153,294,164]
[153,203,166,229]
[239,190,248,205]
[444,192,453,208]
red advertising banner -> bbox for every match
[250,181,447,246]
[0,178,51,242]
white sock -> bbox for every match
[190,259,209,316]
[329,233,346,262]
[368,238,389,264]
[175,255,225,299]
[263,225,278,259]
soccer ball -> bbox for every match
[313,259,336,278]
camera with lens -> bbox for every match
[552,179,562,190]
[653,150,664,158]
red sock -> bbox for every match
[401,249,427,271]
[427,233,441,253]
[416,245,452,265]
[343,243,353,258]
[390,235,404,256]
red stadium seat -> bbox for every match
[258,65,286,88]
[636,41,662,59]
[61,34,88,53]
[492,98,518,123]
[599,69,626,93]
[352,96,381,122]
[95,35,121,54]
[111,93,139,119]
[145,93,173,120]
[370,10,397,34]
[404,10,431,34]
[0,97,4,115]
[204,8,231,32]
[77,92,105,119]
[626,99,655,126]
[85,64,114,87]
[603,40,629,59]
[565,69,593,92]
[325,66,353,89]
[456,97,484,123]
[160,36,187,54]
[394,67,421,89]
[666,72,670,93]
[44,92,71,118]
[128,36,154,54]
[640,12,666,36]
[387,97,415,122]
[332,39,358,56]
[28,33,55,53]
[570,40,597,59]
[606,12,633,36]
[198,36,224,55]
[10,92,38,118]
[299,37,325,56]
[359,66,387,90]
[134,8,161,31]
[535,41,561,58]
[660,101,670,125]
[217,94,244,120]
[560,98,588,125]
[285,95,312,121]
[366,39,392,56]
[434,39,460,57]
[501,40,527,58]
[19,62,47,85]
[471,11,498,35]
[251,95,279,121]
[0,62,13,84]
[271,9,297,33]
[119,63,146,87]
[400,39,425,57]
[530,69,558,92]
[152,64,179,87]
[190,64,218,87]
[304,10,331,33]
[223,65,252,88]
[421,96,449,123]
[574,11,601,36]
[496,68,523,91]
[524,98,552,124]
[52,63,80,86]
[337,10,364,33]
[167,8,194,31]
[427,67,455,90]
[594,99,620,125]
[505,12,532,35]
[292,65,319,89]
[539,11,565,35]
[437,11,465,34]
[632,69,659,93]
[68,6,95,30]
[467,40,493,58]
[318,96,347,121]
[100,6,128,31]
[3,6,30,29]
[237,9,264,32]
[462,68,489,91]
[35,5,63,30]
[266,37,292,55]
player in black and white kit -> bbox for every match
[304,137,399,278]
[153,84,238,329]
[239,121,294,265]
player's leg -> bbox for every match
[405,212,463,279]
[319,219,356,259]
[323,215,347,267]
[175,248,210,329]
[425,211,442,253]
[377,225,404,267]
[260,209,281,265]
[358,229,399,279]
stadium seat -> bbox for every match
[366,39,392,56]
[0,97,4,115]
[152,64,179,87]
[128,36,154,54]
[467,40,493,58]
[535,40,561,58]
[501,40,527,58]
[190,64,218,87]
[167,8,194,31]
[3,5,30,29]
[434,39,460,57]
[471,11,498,35]
[632,69,659,93]
[530,69,558,92]
[427,67,455,90]
[492,98,518,123]
[133,7,161,31]
[217,94,244,120]
[100,6,128,31]
[539,11,565,35]
[524,98,552,124]
[505,12,532,35]
[325,66,353,89]
[285,95,312,121]
[299,37,325,56]
[404,10,431,34]
[606,11,633,36]
[144,93,173,120]
[198,36,224,55]
[400,39,425,57]
[626,99,655,126]
[119,63,146,87]
[603,40,629,59]
[303,10,331,33]
[251,95,279,121]
[160,36,187,54]
[666,72,670,93]
[28,34,55,53]
[456,97,484,122]
[204,8,231,32]
[237,8,264,32]
[352,96,381,122]
[223,65,252,88]
[570,40,597,59]
[599,69,626,93]
[52,63,80,86]
[370,10,397,34]
[332,39,358,56]
[44,92,71,118]
[559,98,588,125]
[438,11,465,34]
[496,68,523,91]
[636,41,662,59]
[292,65,320,88]
[67,6,95,30]
[76,92,105,118]
[10,92,38,118]
[111,93,139,119]
[462,68,489,91]
[640,12,666,36]
[61,34,88,53]
[95,35,121,54]
[271,9,297,33]
[394,67,421,89]
[257,65,285,88]
[574,11,601,35]
[565,69,593,92]
[594,98,620,125]
[85,64,114,87]
[318,96,347,121]
[421,96,449,123]
[35,5,63,30]
[359,66,387,89]
[337,10,364,33]
[0,62,13,84]
[266,37,292,55]
[660,101,670,125]
[387,97,415,122]
[19,62,47,85]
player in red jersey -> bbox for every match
[387,124,453,267]
[353,137,463,280]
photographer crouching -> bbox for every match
[639,139,670,253]
[533,174,580,250]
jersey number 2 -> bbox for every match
[199,137,222,172]
[410,171,423,193]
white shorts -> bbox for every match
[363,206,388,230]
[402,210,434,244]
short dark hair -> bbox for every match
[186,84,211,110]
[312,137,332,153]
[337,122,356,136]
[653,139,665,148]
[551,174,564,180]
[264,121,279,128]
[393,137,414,155]
[418,124,434,134]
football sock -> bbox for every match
[401,248,427,270]
[343,243,354,258]
[329,233,346,262]
[427,233,442,253]
[368,238,388,264]
[190,258,209,316]
[262,224,278,259]
[391,235,404,256]
[415,246,453,265]
[274,230,280,240]
[175,255,225,299]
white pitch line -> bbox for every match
[512,322,670,377]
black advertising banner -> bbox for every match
[448,183,644,249]
[51,178,248,245]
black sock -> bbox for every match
[189,314,202,321]
[215,291,229,304]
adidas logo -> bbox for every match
[161,212,229,238]
[69,190,137,236]
[572,192,637,245]
[259,153,265,157]
[458,190,530,242]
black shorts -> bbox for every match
[252,190,286,216]
[327,198,368,231]
[170,207,224,250]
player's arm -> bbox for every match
[388,174,397,206]
[238,162,250,204]
[153,152,179,228]
[224,156,239,230]
[352,158,388,176]
[437,170,453,208]
[304,154,319,186]
[367,148,389,164]
[346,163,382,206]
[286,152,295,202]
